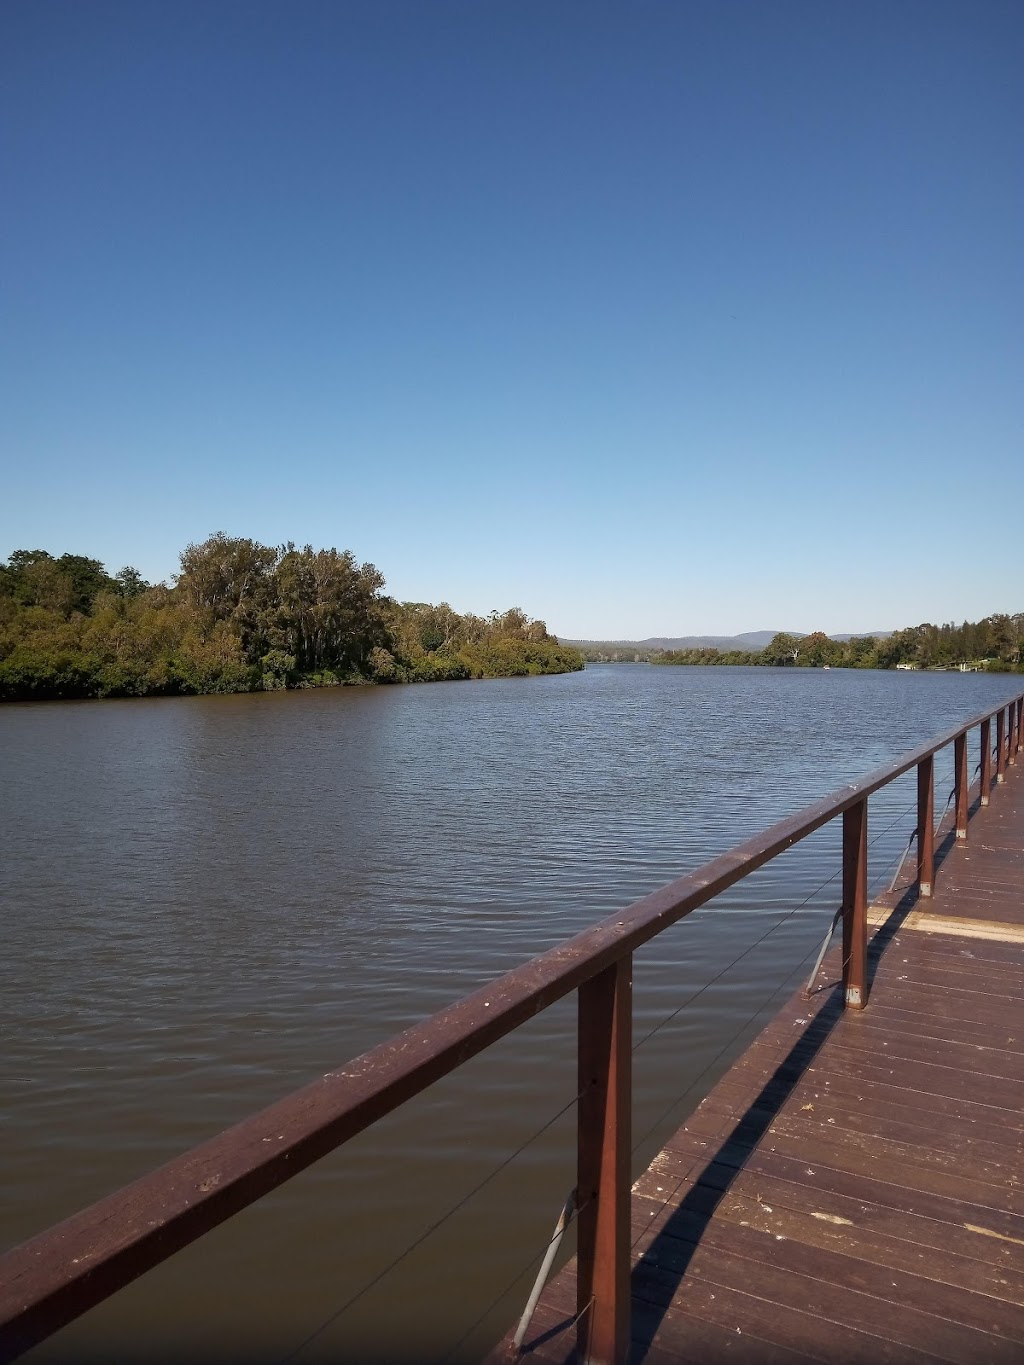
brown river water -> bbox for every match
[1,664,1018,1362]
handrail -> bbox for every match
[1,689,1022,1362]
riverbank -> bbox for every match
[0,537,584,701]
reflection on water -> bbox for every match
[1,666,1016,1361]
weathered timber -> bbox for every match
[502,759,1024,1365]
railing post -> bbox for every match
[577,956,632,1365]
[842,799,868,1009]
[954,732,969,839]
[996,709,1006,785]
[916,756,935,895]
[980,718,992,806]
[1010,701,1018,767]
[1016,698,1023,757]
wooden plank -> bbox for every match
[638,1218,1024,1347]
[711,1171,1024,1275]
[814,1022,1024,1082]
[868,961,1024,1001]
[714,1191,1024,1308]
[762,1112,1020,1193]
[737,1146,1024,1241]
[818,1001,1024,1054]
[657,1240,1018,1362]
[517,1253,967,1365]
[629,1172,1024,1283]
[545,1263,954,1365]
[757,1123,1024,1214]
[830,987,1024,1031]
[759,1089,1024,1164]
[633,1284,952,1365]
[878,931,1024,965]
[797,1047,1024,1114]
[870,941,1024,983]
[636,1145,1024,1248]
[644,1141,1024,1250]
[716,1040,1024,1120]
[678,1088,1024,1163]
[641,1326,824,1365]
[702,1056,1024,1136]
[913,894,1024,926]
[868,906,1024,943]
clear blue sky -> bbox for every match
[3,1,1021,638]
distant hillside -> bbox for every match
[636,631,792,651]
[561,630,889,651]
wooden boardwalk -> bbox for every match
[507,762,1024,1364]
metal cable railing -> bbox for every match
[279,1084,585,1363]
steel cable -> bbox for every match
[631,791,919,1060]
[629,932,826,1165]
[435,1192,595,1364]
[278,1086,586,1363]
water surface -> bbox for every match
[1,665,1017,1361]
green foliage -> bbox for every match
[761,632,803,666]
[115,566,150,598]
[0,536,584,702]
[652,647,760,666]
[260,650,297,690]
[574,644,653,662]
[368,646,398,681]
[383,599,583,682]
[651,615,1023,672]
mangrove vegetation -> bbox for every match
[0,536,584,701]
[647,620,1024,671]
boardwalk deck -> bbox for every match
[504,763,1024,1364]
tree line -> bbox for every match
[649,618,1024,671]
[0,535,583,701]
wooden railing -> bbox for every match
[1,692,1022,1364]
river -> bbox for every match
[1,664,1018,1362]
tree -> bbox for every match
[55,554,117,613]
[177,533,278,661]
[762,632,802,666]
[798,631,843,668]
[272,544,387,674]
[846,635,879,668]
[1,551,54,606]
[115,566,150,598]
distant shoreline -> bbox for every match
[561,618,1022,673]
